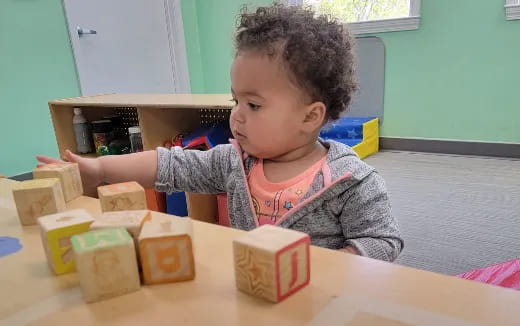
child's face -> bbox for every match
[230,51,312,159]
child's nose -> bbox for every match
[231,105,246,123]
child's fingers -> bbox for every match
[65,150,83,163]
[36,155,64,165]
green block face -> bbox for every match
[71,227,132,253]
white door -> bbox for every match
[63,0,190,95]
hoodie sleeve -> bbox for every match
[339,171,404,262]
[154,144,233,194]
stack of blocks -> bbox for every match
[30,181,311,304]
[97,181,147,212]
[13,179,66,225]
[12,162,83,226]
[33,163,83,202]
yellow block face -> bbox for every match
[353,118,379,159]
[38,209,95,275]
[46,222,92,274]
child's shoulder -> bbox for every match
[322,140,376,182]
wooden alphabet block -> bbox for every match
[71,227,140,303]
[37,209,94,275]
[97,182,147,212]
[12,178,66,226]
[233,225,310,303]
[90,210,152,243]
[33,163,83,202]
[139,212,195,285]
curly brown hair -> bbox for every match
[234,3,357,122]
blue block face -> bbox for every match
[319,117,376,141]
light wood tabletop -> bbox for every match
[1,178,519,326]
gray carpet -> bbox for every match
[365,150,520,275]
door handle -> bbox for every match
[77,26,97,37]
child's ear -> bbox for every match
[302,101,326,131]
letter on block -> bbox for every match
[139,213,195,285]
[33,163,83,202]
[233,225,310,303]
[12,178,66,226]
[90,210,151,243]
[71,228,140,303]
[37,209,94,275]
[98,182,147,212]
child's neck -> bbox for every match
[263,141,327,183]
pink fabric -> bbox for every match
[248,157,326,226]
[457,258,520,291]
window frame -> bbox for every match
[505,0,520,20]
[286,0,422,34]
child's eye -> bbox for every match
[230,98,238,106]
[248,103,261,111]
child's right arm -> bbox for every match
[37,150,158,196]
[37,145,232,196]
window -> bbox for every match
[505,0,520,20]
[287,0,421,34]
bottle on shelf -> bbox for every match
[128,126,143,153]
[72,107,93,154]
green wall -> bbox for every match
[376,0,520,142]
[0,0,80,176]
[182,0,520,143]
[182,0,272,93]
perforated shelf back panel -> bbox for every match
[199,108,231,127]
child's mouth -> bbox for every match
[235,131,247,139]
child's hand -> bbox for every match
[36,150,103,197]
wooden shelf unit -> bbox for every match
[48,93,233,222]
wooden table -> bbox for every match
[1,178,520,326]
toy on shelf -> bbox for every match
[320,117,379,159]
[163,122,232,151]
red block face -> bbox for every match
[275,236,310,302]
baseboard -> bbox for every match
[9,172,33,181]
[380,137,520,159]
